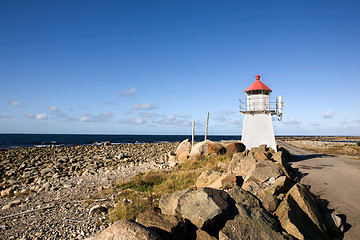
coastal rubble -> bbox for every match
[1,140,344,239]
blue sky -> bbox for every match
[1,0,359,135]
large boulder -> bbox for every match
[196,170,239,190]
[136,210,188,240]
[86,219,161,240]
[274,184,329,240]
[196,229,217,240]
[244,161,284,183]
[177,152,190,162]
[159,189,192,216]
[175,139,191,156]
[190,140,211,158]
[196,170,224,189]
[227,154,257,177]
[219,187,290,240]
[207,142,226,155]
[177,187,235,236]
[257,176,294,212]
[225,142,246,155]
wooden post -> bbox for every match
[205,112,209,140]
[192,121,195,147]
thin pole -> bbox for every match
[192,121,195,147]
[205,112,209,140]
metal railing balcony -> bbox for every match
[239,97,279,115]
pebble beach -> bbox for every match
[0,142,178,240]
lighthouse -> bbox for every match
[240,74,283,152]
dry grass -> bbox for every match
[109,153,233,222]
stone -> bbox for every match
[220,187,288,240]
[227,154,257,177]
[136,210,188,240]
[219,203,289,240]
[196,171,240,190]
[259,193,279,212]
[166,161,178,168]
[207,142,226,155]
[86,219,161,240]
[274,184,329,240]
[244,161,284,183]
[221,174,240,190]
[177,152,190,162]
[177,187,235,236]
[40,167,54,176]
[253,151,270,161]
[104,141,111,146]
[89,204,108,214]
[323,212,344,235]
[190,140,211,158]
[159,188,193,216]
[175,139,191,156]
[1,187,15,197]
[196,229,217,240]
[196,170,223,189]
[2,203,14,210]
[225,142,246,155]
[12,199,21,205]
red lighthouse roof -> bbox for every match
[245,74,272,92]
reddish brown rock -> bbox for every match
[226,143,246,155]
[207,142,226,155]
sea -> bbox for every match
[0,134,242,149]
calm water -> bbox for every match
[0,134,242,149]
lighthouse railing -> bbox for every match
[239,98,277,114]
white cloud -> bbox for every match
[283,118,300,125]
[48,105,67,118]
[48,106,58,112]
[229,119,242,125]
[119,118,147,124]
[156,114,192,127]
[132,103,156,110]
[10,101,20,107]
[121,87,137,96]
[322,110,336,119]
[78,112,113,122]
[25,113,47,120]
[140,112,157,118]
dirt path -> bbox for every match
[279,141,360,240]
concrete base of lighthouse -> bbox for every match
[241,113,277,152]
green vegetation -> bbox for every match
[357,141,360,147]
[109,153,233,222]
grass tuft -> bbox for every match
[109,153,233,222]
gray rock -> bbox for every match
[220,186,289,240]
[323,212,344,235]
[159,188,192,216]
[177,187,235,235]
[190,140,211,158]
[274,184,329,240]
[89,204,108,214]
[227,155,257,177]
[244,161,284,183]
[136,210,188,240]
[219,203,290,240]
[86,219,161,240]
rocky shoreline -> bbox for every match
[0,139,346,239]
[0,142,178,240]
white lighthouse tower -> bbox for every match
[240,74,283,151]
